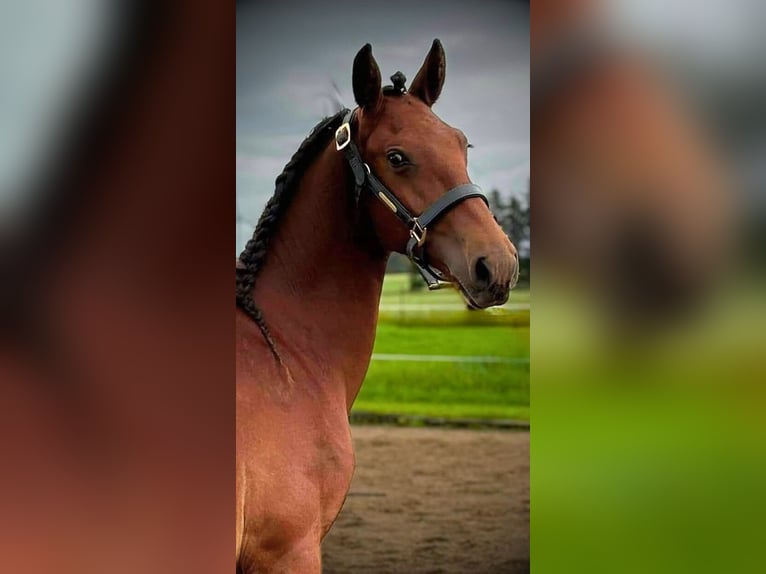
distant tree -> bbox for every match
[507,195,528,250]
[489,187,510,236]
[488,187,529,251]
[488,188,506,221]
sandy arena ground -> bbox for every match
[322,425,529,574]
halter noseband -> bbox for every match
[335,107,488,290]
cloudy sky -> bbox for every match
[236,0,529,252]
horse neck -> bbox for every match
[253,140,388,407]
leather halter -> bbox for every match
[335,108,488,289]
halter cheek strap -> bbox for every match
[336,108,489,290]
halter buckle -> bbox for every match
[409,220,427,247]
[335,122,351,151]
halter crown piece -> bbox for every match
[334,90,489,289]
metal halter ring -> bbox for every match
[335,123,351,151]
[409,220,427,247]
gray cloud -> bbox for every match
[236,0,529,252]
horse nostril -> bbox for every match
[474,256,492,285]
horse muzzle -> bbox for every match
[455,250,518,309]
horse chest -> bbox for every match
[247,407,355,530]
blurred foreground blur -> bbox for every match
[0,2,233,573]
[532,1,766,572]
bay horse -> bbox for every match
[235,40,518,573]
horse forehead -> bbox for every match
[375,102,457,143]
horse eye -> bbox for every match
[387,151,407,167]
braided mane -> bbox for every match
[236,110,347,359]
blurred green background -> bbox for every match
[532,273,766,573]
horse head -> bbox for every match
[349,40,518,309]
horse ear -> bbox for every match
[410,39,446,107]
[352,44,382,111]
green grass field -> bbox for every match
[352,273,530,421]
